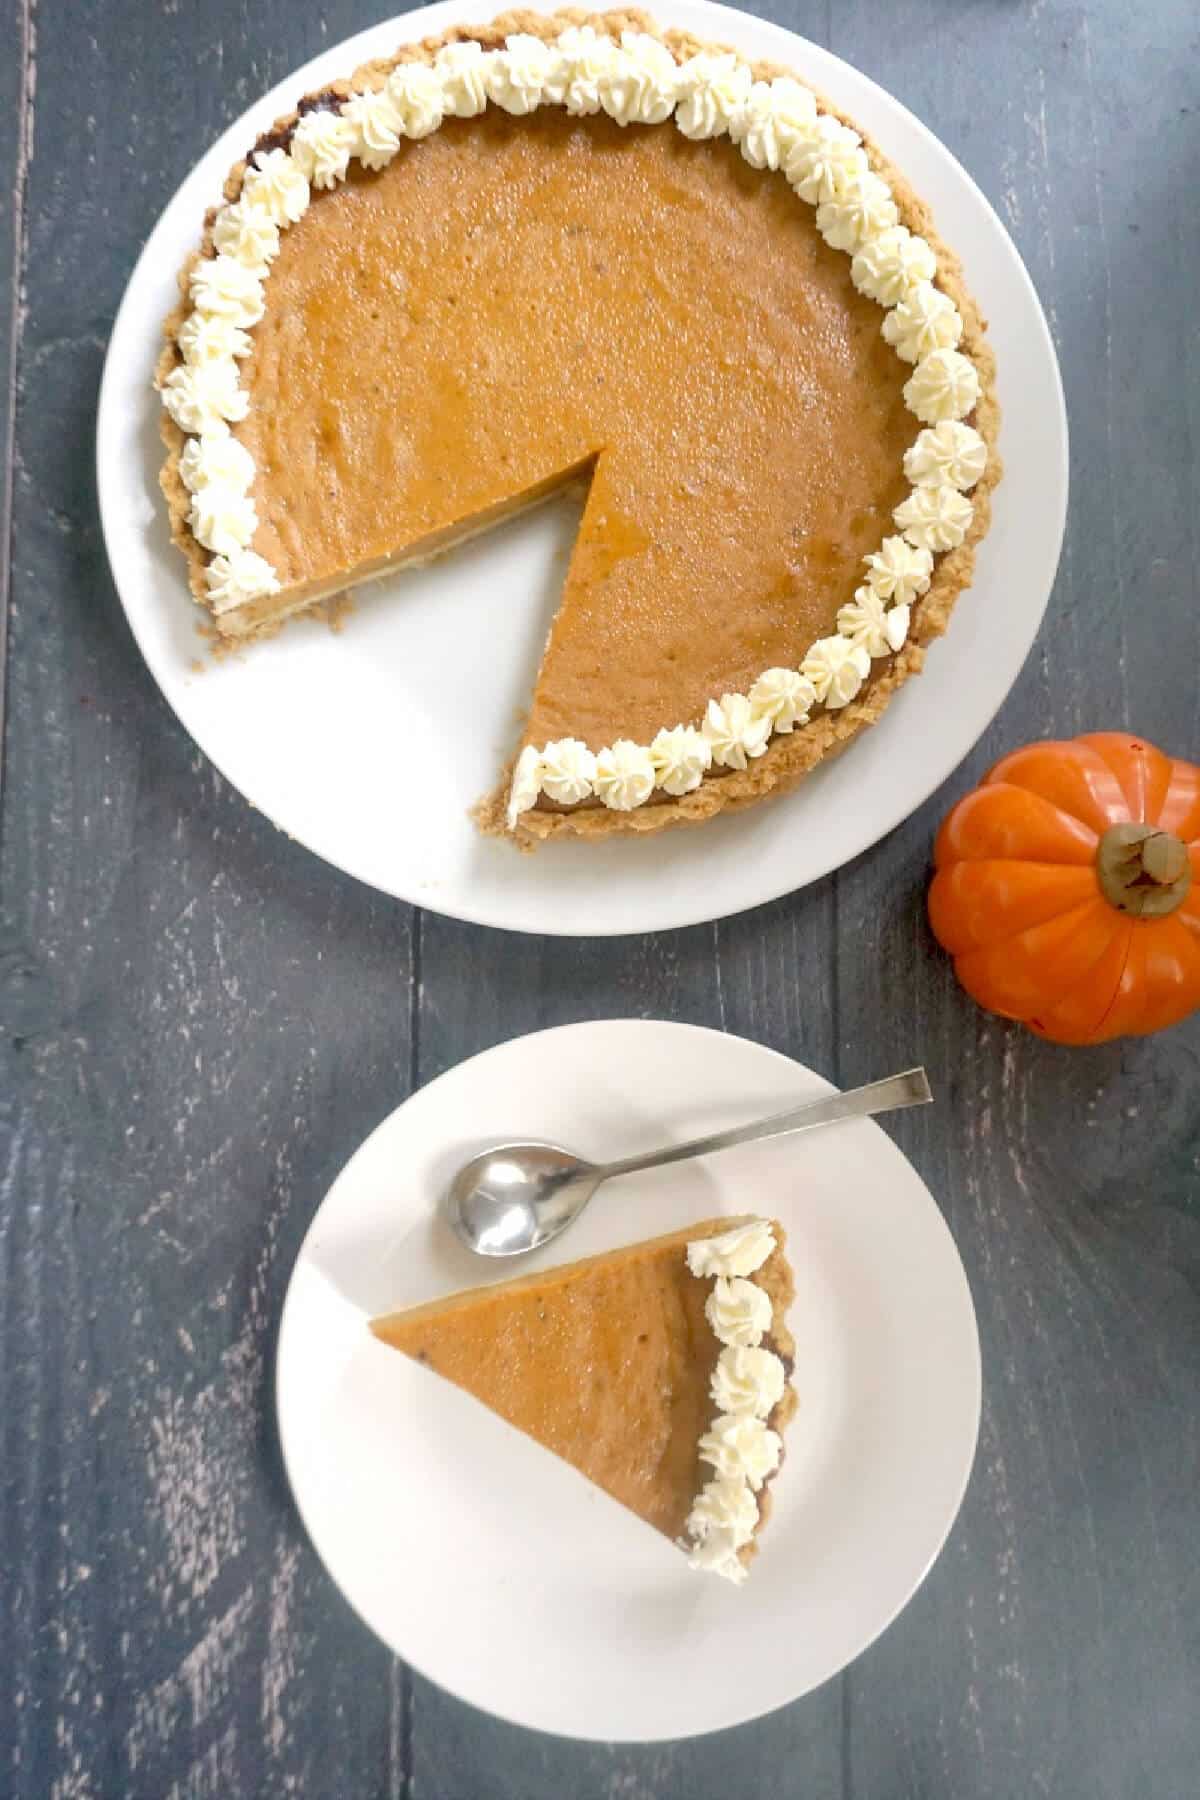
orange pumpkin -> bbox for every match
[929,733,1200,1043]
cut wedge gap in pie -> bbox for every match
[370,1216,797,1582]
[158,10,1000,846]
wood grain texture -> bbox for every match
[0,0,32,774]
[0,0,1197,1796]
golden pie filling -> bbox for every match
[159,12,1000,844]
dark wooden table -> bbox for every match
[3,2,1198,1795]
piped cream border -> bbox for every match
[157,10,1001,843]
[681,1218,796,1582]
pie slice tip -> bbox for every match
[371,1213,797,1583]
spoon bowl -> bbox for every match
[444,1142,597,1257]
[443,1066,932,1257]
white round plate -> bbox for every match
[98,0,1067,936]
[276,1021,981,1740]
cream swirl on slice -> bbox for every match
[506,744,543,828]
[816,171,898,253]
[290,110,356,188]
[882,282,963,364]
[434,41,490,119]
[894,483,974,552]
[699,1413,783,1490]
[649,725,711,796]
[485,33,559,114]
[539,738,597,806]
[903,421,988,491]
[176,312,251,366]
[729,77,817,172]
[162,361,247,433]
[801,636,871,709]
[240,148,309,225]
[552,25,620,117]
[385,61,446,138]
[686,1219,776,1279]
[211,196,280,273]
[838,586,909,658]
[687,1523,751,1583]
[188,486,258,557]
[710,1345,787,1419]
[179,432,255,493]
[674,51,752,140]
[702,694,772,770]
[850,223,937,306]
[687,1476,759,1547]
[593,739,656,811]
[598,30,679,126]
[188,255,265,328]
[747,668,816,733]
[341,87,405,167]
[904,348,981,424]
[705,1275,773,1349]
[785,114,866,204]
[862,534,934,605]
[204,550,280,614]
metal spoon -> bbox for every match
[443,1066,932,1257]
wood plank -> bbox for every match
[1,0,1198,1795]
[0,0,31,776]
[0,4,418,1795]
[411,1667,845,1800]
[826,0,1200,1793]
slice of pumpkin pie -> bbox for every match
[158,10,999,845]
[370,1215,796,1582]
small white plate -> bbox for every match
[276,1021,981,1741]
[97,0,1066,936]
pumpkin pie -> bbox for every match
[371,1215,796,1581]
[158,10,1000,845]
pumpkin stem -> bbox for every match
[1096,823,1193,918]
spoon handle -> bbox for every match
[596,1067,933,1182]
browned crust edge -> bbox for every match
[156,9,1001,844]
